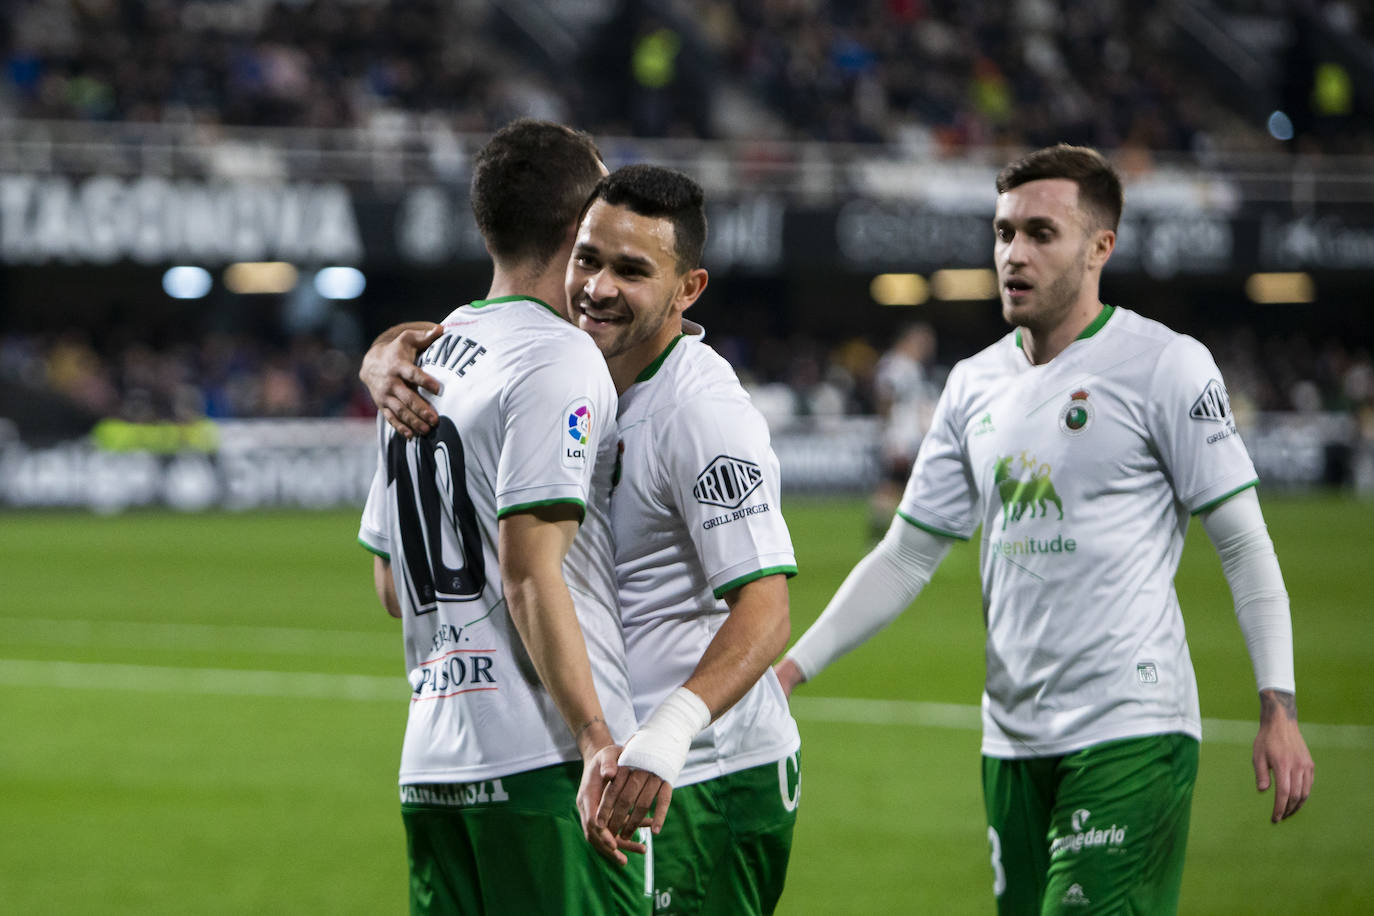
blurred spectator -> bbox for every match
[3,0,1365,152]
[869,322,941,533]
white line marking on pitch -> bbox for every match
[1,659,1368,749]
[0,617,390,657]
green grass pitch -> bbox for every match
[1,493,1370,913]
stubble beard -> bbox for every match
[580,291,676,362]
[1002,246,1088,336]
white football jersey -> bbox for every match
[613,322,801,786]
[358,296,634,784]
[899,306,1257,758]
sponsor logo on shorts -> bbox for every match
[1061,883,1091,907]
[693,455,763,509]
[400,779,510,807]
[1137,661,1159,684]
[1050,810,1128,859]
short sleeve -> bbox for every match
[896,365,977,539]
[496,342,616,519]
[1147,335,1258,513]
[662,395,797,597]
[358,415,393,558]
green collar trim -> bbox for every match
[635,334,685,383]
[469,295,559,318]
[1015,304,1115,350]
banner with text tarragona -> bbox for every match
[2,174,1373,276]
[0,414,1362,513]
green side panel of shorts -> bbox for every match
[401,761,650,915]
[650,751,800,915]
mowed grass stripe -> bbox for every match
[0,616,391,657]
[0,658,403,702]
[3,658,1368,748]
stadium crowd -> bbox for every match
[2,323,1370,442]
[2,0,1369,151]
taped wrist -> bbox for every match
[616,687,711,785]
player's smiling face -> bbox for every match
[566,199,706,381]
[993,178,1099,335]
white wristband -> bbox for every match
[616,687,711,785]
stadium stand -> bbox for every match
[1,0,1371,485]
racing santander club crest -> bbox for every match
[1060,389,1092,436]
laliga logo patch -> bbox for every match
[568,405,591,444]
[562,399,592,468]
[1059,389,1092,436]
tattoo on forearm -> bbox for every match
[1260,690,1298,723]
[574,715,605,741]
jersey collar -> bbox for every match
[469,294,561,319]
[635,333,685,383]
[1013,304,1116,351]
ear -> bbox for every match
[1087,229,1116,271]
[674,267,709,314]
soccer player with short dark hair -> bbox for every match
[777,143,1314,914]
[357,119,649,915]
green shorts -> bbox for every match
[982,733,1199,915]
[400,761,650,916]
[651,750,800,916]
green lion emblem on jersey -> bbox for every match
[993,453,1064,529]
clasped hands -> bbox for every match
[577,744,674,865]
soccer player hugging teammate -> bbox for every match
[569,166,802,916]
[775,144,1314,914]
[360,160,802,916]
[357,120,648,916]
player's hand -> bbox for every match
[1254,689,1315,823]
[597,765,672,841]
[360,324,443,437]
[578,745,645,865]
[773,658,804,698]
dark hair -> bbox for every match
[995,144,1123,232]
[583,164,707,272]
[470,119,604,268]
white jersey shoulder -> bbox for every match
[900,306,1255,757]
[613,326,800,785]
[358,297,633,784]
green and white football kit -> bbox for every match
[613,323,801,915]
[359,296,645,915]
[897,305,1269,911]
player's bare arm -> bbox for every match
[499,506,628,857]
[687,574,791,718]
[600,574,792,838]
[359,321,443,438]
[372,556,401,619]
[498,506,616,757]
[1255,688,1314,823]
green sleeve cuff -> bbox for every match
[1190,480,1259,516]
[712,565,798,599]
[497,497,587,523]
[358,537,390,561]
[896,510,970,541]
